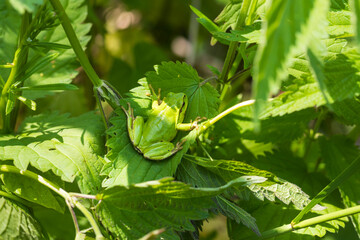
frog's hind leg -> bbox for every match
[142,141,178,160]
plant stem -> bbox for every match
[199,99,255,134]
[246,205,360,240]
[0,165,104,240]
[292,154,360,224]
[48,0,102,88]
[219,0,252,100]
[0,12,30,133]
[303,108,327,168]
[0,64,15,69]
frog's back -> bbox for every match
[138,109,178,147]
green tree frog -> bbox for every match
[122,91,197,160]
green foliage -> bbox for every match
[8,0,43,14]
[253,0,329,118]
[1,172,65,212]
[0,0,91,101]
[229,203,347,240]
[1,0,360,239]
[0,112,105,194]
[319,136,360,238]
[0,197,45,239]
[97,176,265,239]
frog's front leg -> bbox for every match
[176,117,206,131]
[121,103,144,146]
[141,141,183,160]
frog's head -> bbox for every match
[165,92,188,122]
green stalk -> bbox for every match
[244,205,360,240]
[198,99,255,135]
[0,64,15,69]
[0,165,104,240]
[49,0,122,114]
[292,154,360,224]
[0,12,30,133]
[219,0,252,101]
[48,0,102,88]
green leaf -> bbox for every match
[5,91,16,115]
[253,0,329,119]
[98,176,264,210]
[16,83,78,91]
[327,10,353,38]
[26,0,91,99]
[97,204,188,240]
[17,96,36,111]
[97,176,265,239]
[185,156,280,185]
[330,0,348,10]
[33,207,76,240]
[331,97,360,125]
[176,159,262,233]
[29,41,71,50]
[214,1,242,32]
[1,172,64,212]
[0,112,105,194]
[212,26,261,45]
[319,136,360,238]
[145,61,220,121]
[214,196,260,236]
[0,197,45,240]
[190,5,221,38]
[0,0,91,100]
[8,0,43,14]
[271,49,360,117]
[102,62,219,187]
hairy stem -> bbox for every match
[48,0,102,88]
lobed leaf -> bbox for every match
[186,156,317,210]
[253,0,329,119]
[97,176,265,239]
[145,61,220,121]
[327,10,353,38]
[0,112,105,194]
[214,196,260,236]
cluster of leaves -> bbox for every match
[0,0,360,239]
